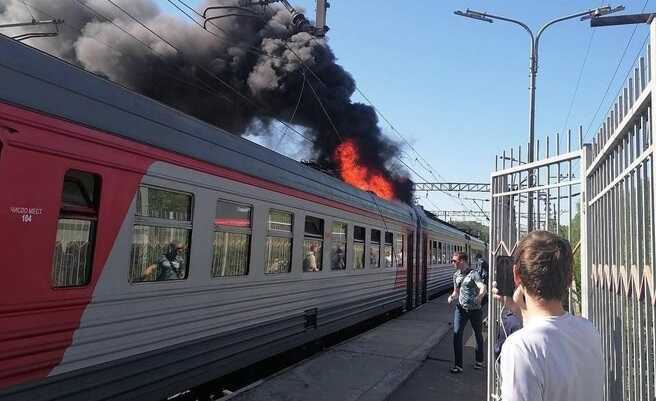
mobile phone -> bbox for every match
[495,255,515,297]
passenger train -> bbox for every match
[0,35,486,401]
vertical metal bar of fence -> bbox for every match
[581,144,591,318]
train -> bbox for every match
[0,34,486,401]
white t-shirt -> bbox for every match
[499,313,603,401]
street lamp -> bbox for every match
[455,5,624,231]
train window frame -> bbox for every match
[265,209,294,274]
[128,185,193,284]
[353,225,366,270]
[303,215,324,273]
[51,170,101,289]
[383,232,393,269]
[369,228,381,269]
[330,221,347,271]
[211,200,252,278]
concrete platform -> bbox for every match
[225,295,454,401]
[387,318,488,401]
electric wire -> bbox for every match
[274,71,306,152]
[19,0,36,20]
[561,30,595,136]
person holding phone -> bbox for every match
[492,231,602,401]
[448,251,487,373]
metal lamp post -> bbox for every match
[455,6,624,231]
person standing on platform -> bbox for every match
[493,231,602,401]
[448,251,487,373]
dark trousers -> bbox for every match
[453,305,484,367]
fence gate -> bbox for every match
[488,21,656,401]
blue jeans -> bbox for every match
[453,305,484,367]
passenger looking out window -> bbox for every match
[265,210,293,274]
[331,222,347,271]
[129,186,192,282]
[370,229,381,268]
[212,201,251,277]
[303,216,324,272]
[353,226,365,270]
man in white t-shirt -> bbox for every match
[493,231,602,401]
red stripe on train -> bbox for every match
[0,101,413,391]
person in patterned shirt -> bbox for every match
[448,251,487,373]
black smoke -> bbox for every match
[0,0,413,203]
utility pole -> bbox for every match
[454,5,624,231]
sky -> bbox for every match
[154,0,651,220]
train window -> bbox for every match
[353,226,365,270]
[212,201,251,278]
[51,170,100,288]
[303,216,324,272]
[383,232,393,268]
[370,229,381,268]
[265,210,293,274]
[395,234,404,268]
[431,241,438,265]
[438,242,443,263]
[128,186,192,283]
[331,222,347,271]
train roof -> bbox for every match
[416,207,487,245]
[0,35,415,223]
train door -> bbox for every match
[405,231,415,310]
[420,232,428,304]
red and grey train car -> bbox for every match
[0,35,485,401]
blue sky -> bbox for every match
[156,0,651,219]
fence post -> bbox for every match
[580,144,592,318]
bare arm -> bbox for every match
[448,286,459,304]
[475,281,487,304]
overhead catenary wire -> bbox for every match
[19,0,37,21]
[274,71,306,152]
[561,30,595,136]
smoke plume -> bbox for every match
[0,0,413,202]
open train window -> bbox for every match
[383,232,393,268]
[353,226,365,270]
[370,229,381,268]
[331,222,347,271]
[303,216,324,272]
[212,200,251,278]
[265,210,293,274]
[51,170,100,288]
[128,186,193,283]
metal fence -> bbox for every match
[487,129,586,400]
[487,20,656,401]
[586,22,655,401]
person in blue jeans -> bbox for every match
[448,251,487,373]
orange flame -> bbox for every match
[335,139,395,200]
